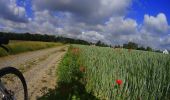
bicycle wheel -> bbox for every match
[0,67,28,100]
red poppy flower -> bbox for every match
[79,66,86,73]
[116,79,122,85]
[71,48,80,55]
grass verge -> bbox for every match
[0,41,62,57]
[38,45,98,100]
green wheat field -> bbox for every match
[55,44,170,100]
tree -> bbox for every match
[114,45,121,48]
[96,41,102,46]
[146,46,152,51]
[155,50,162,53]
[137,46,146,51]
[95,41,109,47]
[123,42,138,49]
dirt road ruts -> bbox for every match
[0,45,68,100]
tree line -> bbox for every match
[115,42,162,53]
[0,32,90,45]
[0,32,162,52]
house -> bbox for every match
[163,49,169,54]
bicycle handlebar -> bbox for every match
[0,37,9,52]
[0,37,9,45]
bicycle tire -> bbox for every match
[0,67,28,100]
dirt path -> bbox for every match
[0,45,68,100]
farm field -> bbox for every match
[0,40,63,57]
[41,44,170,100]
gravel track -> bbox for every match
[0,45,68,100]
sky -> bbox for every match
[0,0,170,50]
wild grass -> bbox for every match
[0,40,62,57]
[38,46,98,100]
[40,44,170,100]
[74,45,170,100]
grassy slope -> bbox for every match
[0,40,63,57]
[40,44,170,100]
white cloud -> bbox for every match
[33,0,132,23]
[78,31,105,42]
[0,0,27,22]
[143,13,169,34]
[138,13,170,49]
[104,17,138,35]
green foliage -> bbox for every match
[137,46,146,51]
[39,46,98,100]
[0,41,62,57]
[122,42,156,52]
[95,41,110,47]
[0,32,90,45]
[146,46,153,51]
[71,45,170,100]
[57,47,80,83]
[123,42,138,49]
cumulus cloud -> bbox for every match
[143,13,169,35]
[104,17,138,35]
[77,31,105,43]
[33,0,132,23]
[80,16,140,45]
[139,13,170,49]
[0,0,28,23]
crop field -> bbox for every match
[55,44,170,100]
[0,40,62,57]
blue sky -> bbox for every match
[16,0,33,18]
[16,0,170,24]
[128,0,170,24]
[0,0,170,49]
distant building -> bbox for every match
[163,49,169,54]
